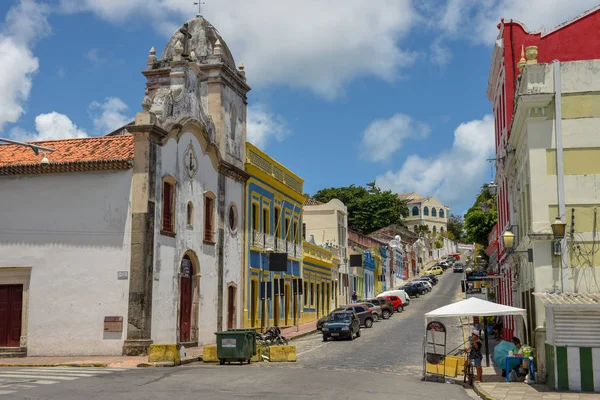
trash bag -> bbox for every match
[509,370,518,382]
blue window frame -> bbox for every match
[423,207,429,216]
[412,206,419,216]
[431,208,437,217]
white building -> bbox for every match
[303,198,350,306]
[504,59,600,387]
[0,16,249,356]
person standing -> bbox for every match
[462,329,483,382]
[351,291,358,302]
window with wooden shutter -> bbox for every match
[204,196,214,242]
[162,180,175,233]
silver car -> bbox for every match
[361,302,383,322]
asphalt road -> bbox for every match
[1,270,475,400]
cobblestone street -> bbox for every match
[288,270,466,378]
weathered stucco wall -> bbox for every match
[151,132,244,345]
[0,170,133,356]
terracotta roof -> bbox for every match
[407,197,427,204]
[0,135,134,175]
[304,198,324,206]
[397,192,417,200]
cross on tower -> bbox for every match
[179,22,192,57]
[194,1,205,16]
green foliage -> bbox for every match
[447,214,465,242]
[464,184,498,247]
[312,182,408,234]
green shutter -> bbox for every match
[546,343,556,389]
[580,347,594,392]
[556,346,569,391]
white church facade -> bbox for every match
[0,16,250,356]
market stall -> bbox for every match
[422,297,527,383]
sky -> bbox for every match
[1,0,599,215]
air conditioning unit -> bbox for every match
[553,240,562,256]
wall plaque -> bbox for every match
[117,271,128,280]
[104,316,123,332]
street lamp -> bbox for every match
[550,216,567,239]
[480,201,491,213]
[502,229,515,249]
[0,137,55,163]
[487,180,498,196]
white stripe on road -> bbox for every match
[297,344,326,357]
[15,370,96,377]
[0,390,15,395]
[0,374,79,381]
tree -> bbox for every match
[312,182,408,234]
[463,184,498,247]
[447,214,465,242]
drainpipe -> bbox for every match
[553,60,569,293]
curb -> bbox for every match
[0,363,108,368]
[473,382,495,400]
[287,329,317,342]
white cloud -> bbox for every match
[59,0,419,99]
[85,48,105,63]
[360,114,430,163]
[10,112,88,142]
[430,39,452,66]
[89,97,131,133]
[0,0,51,132]
[432,0,600,45]
[376,115,494,207]
[246,104,289,150]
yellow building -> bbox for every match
[399,192,450,235]
[301,241,338,324]
[373,249,384,296]
[243,143,306,329]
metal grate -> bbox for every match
[553,309,600,347]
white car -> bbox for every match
[378,290,410,306]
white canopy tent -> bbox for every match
[425,297,528,343]
[425,297,527,322]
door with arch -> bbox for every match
[179,255,193,342]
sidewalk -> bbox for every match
[0,321,318,368]
[458,317,600,399]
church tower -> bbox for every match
[142,16,250,169]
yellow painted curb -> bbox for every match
[148,344,181,363]
[268,345,296,362]
[202,344,219,363]
[251,346,264,362]
[0,363,108,368]
[473,382,495,400]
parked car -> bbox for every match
[378,290,410,306]
[415,279,432,291]
[424,274,438,285]
[379,295,404,312]
[341,304,375,328]
[443,256,456,264]
[406,281,428,296]
[448,253,461,260]
[365,298,393,319]
[453,262,465,273]
[425,266,444,275]
[418,275,437,286]
[360,302,383,321]
[399,284,420,298]
[322,311,361,341]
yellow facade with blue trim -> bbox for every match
[301,241,338,324]
[243,143,306,329]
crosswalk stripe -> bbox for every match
[26,367,127,372]
[0,390,16,395]
[0,374,79,381]
[15,370,97,377]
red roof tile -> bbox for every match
[407,198,427,204]
[304,198,324,206]
[0,135,134,175]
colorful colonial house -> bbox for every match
[301,239,337,323]
[244,143,305,330]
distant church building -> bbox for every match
[0,16,250,356]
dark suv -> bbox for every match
[322,311,361,341]
[365,298,393,319]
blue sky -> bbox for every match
[1,0,598,215]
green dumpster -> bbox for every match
[214,329,255,365]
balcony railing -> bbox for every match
[303,242,333,262]
[252,230,302,259]
[247,148,303,194]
